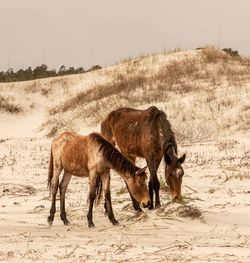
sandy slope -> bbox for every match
[0,50,250,262]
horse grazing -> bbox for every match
[47,132,150,228]
[101,106,186,209]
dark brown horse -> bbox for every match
[47,132,150,228]
[101,106,185,209]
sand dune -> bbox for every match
[0,48,250,262]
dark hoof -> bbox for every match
[111,219,119,226]
[47,216,54,225]
[155,203,161,209]
[61,214,70,225]
[88,222,95,228]
[132,202,141,210]
[134,206,142,212]
[63,219,70,226]
[148,205,154,210]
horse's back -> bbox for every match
[51,131,78,148]
[50,132,107,177]
[102,107,164,157]
[104,106,164,134]
[106,106,162,123]
[60,134,91,177]
[50,132,78,160]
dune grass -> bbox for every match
[0,95,22,114]
[45,47,250,140]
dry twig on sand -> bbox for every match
[55,244,79,260]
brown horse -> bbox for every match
[47,131,150,228]
[101,106,186,210]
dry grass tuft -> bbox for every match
[156,203,203,221]
[200,46,231,63]
[0,95,22,113]
[155,57,200,92]
[42,118,74,138]
[49,74,147,115]
[1,184,36,196]
[176,205,202,219]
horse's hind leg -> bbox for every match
[48,165,62,225]
[59,171,72,225]
[101,171,119,225]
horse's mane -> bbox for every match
[147,106,163,122]
[90,133,138,176]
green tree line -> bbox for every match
[0,64,102,83]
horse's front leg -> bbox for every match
[125,183,142,211]
[148,176,154,210]
[87,182,97,228]
[154,159,162,209]
[148,159,161,209]
[101,170,119,225]
[122,154,141,211]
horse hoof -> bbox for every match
[148,205,154,210]
[47,216,54,225]
[88,222,95,228]
[134,206,142,212]
[155,203,161,209]
[63,220,70,226]
[48,221,53,226]
[112,219,119,226]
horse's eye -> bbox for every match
[138,178,144,185]
[176,169,183,177]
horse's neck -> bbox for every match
[158,126,167,149]
[104,150,136,179]
[156,119,176,152]
[110,162,136,181]
[163,136,177,155]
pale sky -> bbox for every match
[1,0,250,71]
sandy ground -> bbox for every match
[0,108,250,263]
[1,53,250,262]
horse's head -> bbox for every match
[164,144,186,200]
[126,166,150,208]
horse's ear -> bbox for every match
[164,154,172,165]
[136,166,147,176]
[179,154,186,164]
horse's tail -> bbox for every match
[95,175,103,206]
[47,148,53,191]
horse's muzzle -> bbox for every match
[173,195,182,202]
[142,200,151,208]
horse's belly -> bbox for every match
[119,145,144,159]
[62,160,89,177]
[72,169,89,177]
